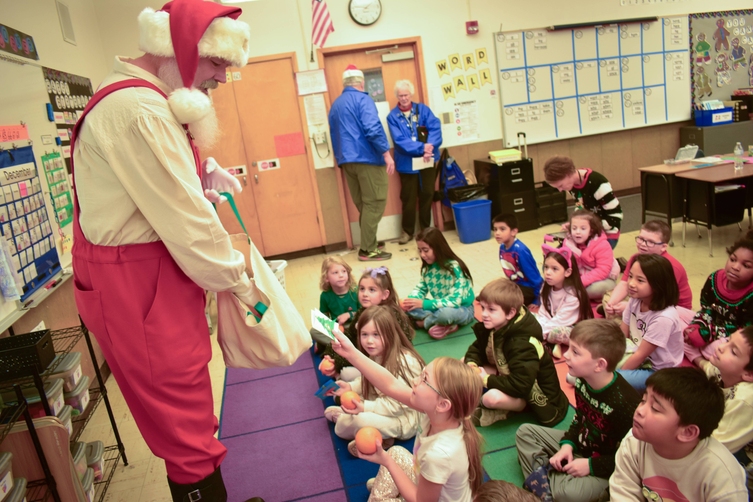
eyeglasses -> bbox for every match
[635,236,663,248]
[417,373,442,395]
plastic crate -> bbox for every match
[694,108,733,126]
[266,260,288,290]
[0,330,55,382]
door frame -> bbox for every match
[243,51,328,249]
[316,36,442,249]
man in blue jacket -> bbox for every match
[329,64,394,261]
[387,80,442,245]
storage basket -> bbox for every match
[266,260,288,290]
[694,108,733,126]
[0,329,54,382]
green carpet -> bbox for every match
[411,325,576,486]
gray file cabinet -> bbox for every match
[680,121,753,155]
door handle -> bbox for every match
[243,176,247,186]
[254,174,259,184]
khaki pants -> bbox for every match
[342,163,388,253]
[516,423,610,502]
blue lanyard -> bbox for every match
[401,106,417,136]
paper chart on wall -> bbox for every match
[494,16,691,146]
[303,94,334,169]
[453,101,479,141]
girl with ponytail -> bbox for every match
[331,326,483,501]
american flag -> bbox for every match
[312,0,334,48]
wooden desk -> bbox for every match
[639,162,698,245]
[676,161,753,256]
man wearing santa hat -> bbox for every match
[71,1,263,500]
[329,65,395,261]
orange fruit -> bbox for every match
[340,391,360,410]
[320,359,335,373]
[355,427,382,455]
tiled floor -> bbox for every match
[88,218,748,501]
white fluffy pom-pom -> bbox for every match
[167,88,212,125]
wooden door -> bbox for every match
[204,78,266,254]
[322,40,425,239]
[206,54,323,256]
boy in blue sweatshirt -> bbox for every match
[493,213,543,305]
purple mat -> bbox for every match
[225,351,313,385]
[220,369,323,438]
[222,418,343,502]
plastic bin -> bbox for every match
[1,378,65,418]
[81,467,95,502]
[64,375,90,415]
[57,404,73,437]
[694,108,734,126]
[451,199,492,244]
[3,477,25,502]
[85,441,104,482]
[48,351,83,392]
[0,452,13,501]
[71,441,87,481]
[266,260,287,290]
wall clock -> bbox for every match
[349,0,382,26]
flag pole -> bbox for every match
[295,0,313,67]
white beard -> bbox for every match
[157,59,220,151]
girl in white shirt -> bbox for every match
[331,330,484,502]
[325,306,425,446]
[535,244,593,358]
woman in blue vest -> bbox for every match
[387,80,442,245]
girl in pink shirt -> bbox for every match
[563,209,619,301]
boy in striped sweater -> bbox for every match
[544,155,623,249]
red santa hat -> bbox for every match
[138,0,251,124]
[342,64,364,80]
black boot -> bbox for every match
[168,466,227,502]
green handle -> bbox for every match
[219,191,248,236]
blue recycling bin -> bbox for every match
[452,199,492,244]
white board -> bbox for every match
[495,16,691,147]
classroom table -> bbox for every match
[676,161,753,256]
[639,162,699,245]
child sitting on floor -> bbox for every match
[535,243,593,359]
[516,319,641,502]
[464,278,569,428]
[618,254,685,392]
[685,231,753,366]
[320,267,413,381]
[563,209,620,301]
[602,219,692,319]
[493,213,543,306]
[610,367,747,501]
[311,256,358,349]
[403,227,475,340]
[693,326,753,466]
[331,329,485,501]
[325,306,424,451]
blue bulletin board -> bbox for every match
[0,145,61,301]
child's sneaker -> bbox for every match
[472,405,509,427]
[428,324,459,339]
[358,249,392,261]
[324,406,342,423]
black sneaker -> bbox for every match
[377,240,386,250]
[358,249,392,261]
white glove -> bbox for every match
[202,157,242,204]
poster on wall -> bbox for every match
[453,100,479,141]
[42,67,94,174]
[363,68,386,102]
[41,152,73,228]
[0,24,39,61]
[689,10,753,106]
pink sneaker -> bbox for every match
[428,324,459,340]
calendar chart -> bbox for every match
[495,16,691,146]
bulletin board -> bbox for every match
[690,10,753,106]
[495,16,691,146]
[0,145,61,302]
